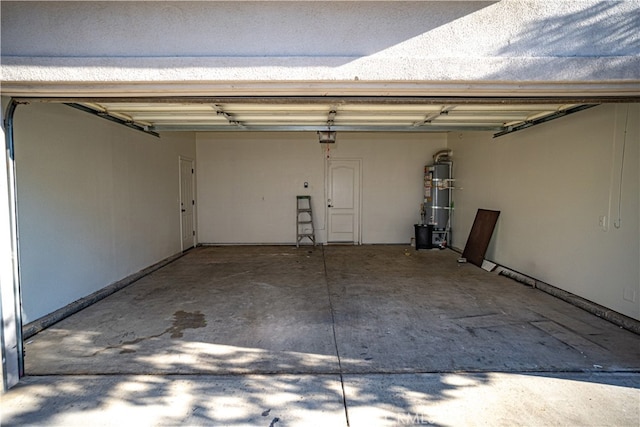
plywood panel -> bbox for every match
[462,209,500,267]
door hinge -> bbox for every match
[192,169,194,174]
[192,230,195,236]
[192,200,195,205]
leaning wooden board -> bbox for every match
[462,209,500,267]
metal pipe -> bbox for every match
[433,149,452,164]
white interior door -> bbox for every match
[327,159,361,243]
[179,158,195,250]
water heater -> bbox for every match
[423,160,452,247]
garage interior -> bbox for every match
[1,0,639,424]
[2,97,639,425]
[10,98,640,327]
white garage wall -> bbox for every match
[327,133,447,244]
[196,132,325,244]
[196,132,446,244]
[14,103,196,323]
[449,104,639,320]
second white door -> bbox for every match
[179,157,196,251]
[327,159,361,243]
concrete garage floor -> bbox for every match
[3,245,639,426]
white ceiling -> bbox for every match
[73,100,593,135]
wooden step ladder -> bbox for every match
[296,195,316,247]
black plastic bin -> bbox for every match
[414,224,433,250]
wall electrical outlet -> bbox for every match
[623,287,637,303]
[598,215,608,230]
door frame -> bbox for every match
[179,156,196,251]
[325,157,362,244]
[1,99,23,390]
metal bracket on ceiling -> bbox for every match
[64,103,160,137]
[412,106,452,127]
[213,104,243,127]
[317,109,338,143]
[493,104,598,138]
[326,109,337,129]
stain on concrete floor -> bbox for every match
[168,310,207,338]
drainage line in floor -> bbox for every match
[321,245,351,427]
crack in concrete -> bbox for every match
[91,310,207,355]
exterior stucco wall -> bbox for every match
[2,1,639,96]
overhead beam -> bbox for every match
[16,96,637,105]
